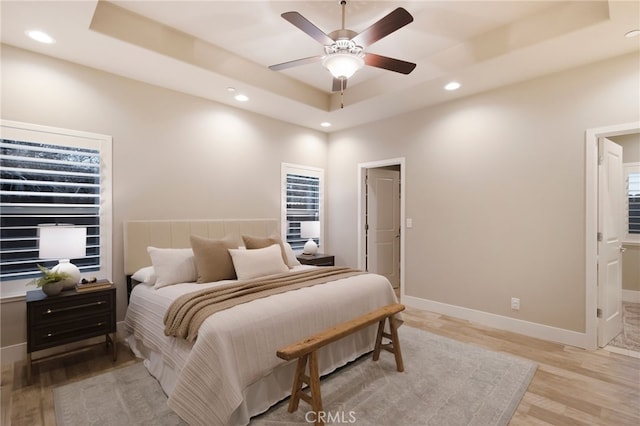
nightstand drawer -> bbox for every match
[29,312,114,351]
[30,293,112,323]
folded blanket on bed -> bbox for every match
[164,267,364,341]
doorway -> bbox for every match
[585,122,640,350]
[357,158,405,296]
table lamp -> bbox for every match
[300,221,320,255]
[38,225,87,290]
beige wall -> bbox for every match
[612,133,640,163]
[0,45,328,348]
[327,52,640,333]
[622,245,640,292]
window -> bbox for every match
[625,162,640,243]
[0,120,112,297]
[281,163,324,252]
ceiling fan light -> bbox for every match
[323,53,364,79]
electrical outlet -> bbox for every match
[511,297,520,310]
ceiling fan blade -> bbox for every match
[332,78,348,92]
[281,11,334,45]
[269,55,323,71]
[351,7,413,48]
[364,53,416,75]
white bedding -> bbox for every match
[124,265,398,426]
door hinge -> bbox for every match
[597,232,603,242]
[598,155,603,165]
[596,308,602,318]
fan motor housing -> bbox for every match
[328,29,358,41]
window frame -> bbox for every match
[281,163,324,254]
[0,120,112,299]
[624,162,640,245]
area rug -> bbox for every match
[608,302,640,353]
[54,326,537,426]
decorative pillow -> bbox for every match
[242,235,289,268]
[131,266,157,285]
[147,247,197,289]
[190,235,238,283]
[283,242,301,267]
[228,244,289,280]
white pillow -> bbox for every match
[131,266,157,285]
[228,244,289,280]
[283,242,301,267]
[147,247,197,289]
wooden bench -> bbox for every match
[276,303,405,426]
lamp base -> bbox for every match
[303,239,318,255]
[52,259,81,290]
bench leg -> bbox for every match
[308,351,323,426]
[372,316,404,372]
[288,353,308,413]
[389,317,404,372]
[287,351,324,425]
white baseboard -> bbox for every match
[403,295,591,349]
[1,321,128,367]
[622,289,640,303]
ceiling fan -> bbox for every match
[269,0,417,96]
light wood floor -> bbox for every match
[2,306,639,425]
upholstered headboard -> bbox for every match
[123,219,280,275]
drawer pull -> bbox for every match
[43,301,106,315]
[42,322,107,339]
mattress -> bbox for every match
[124,265,398,426]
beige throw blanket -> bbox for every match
[164,267,364,341]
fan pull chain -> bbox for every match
[341,78,345,109]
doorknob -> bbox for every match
[619,246,626,253]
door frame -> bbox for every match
[357,158,406,296]
[585,121,639,349]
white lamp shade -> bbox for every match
[300,221,320,239]
[38,226,87,289]
[322,53,364,79]
[38,226,87,259]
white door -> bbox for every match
[366,168,400,288]
[597,137,624,347]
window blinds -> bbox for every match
[629,171,640,235]
[0,139,101,280]
[286,173,320,251]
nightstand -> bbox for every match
[26,285,117,382]
[296,253,335,266]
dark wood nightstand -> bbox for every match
[26,285,117,382]
[296,253,335,266]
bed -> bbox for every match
[123,219,399,426]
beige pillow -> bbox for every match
[242,235,289,268]
[229,244,289,280]
[190,235,238,283]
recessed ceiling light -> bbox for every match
[25,30,55,44]
[624,29,640,38]
[320,122,331,128]
[234,94,249,102]
[226,87,236,92]
[444,81,461,91]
